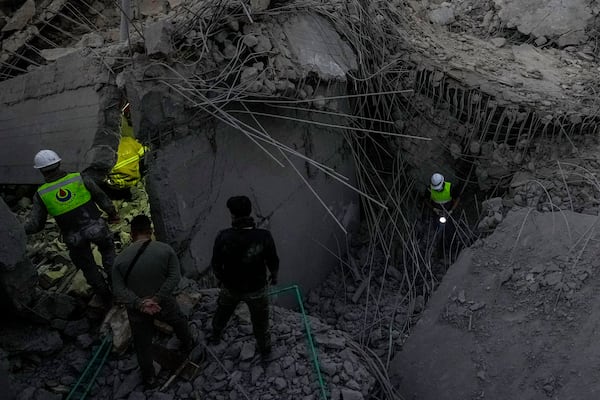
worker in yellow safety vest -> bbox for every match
[430,173,460,215]
[106,103,147,191]
[24,150,121,307]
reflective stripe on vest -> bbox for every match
[38,173,92,216]
[430,182,452,204]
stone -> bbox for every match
[240,342,255,360]
[250,0,270,12]
[176,382,193,396]
[114,371,143,399]
[274,377,287,390]
[534,36,548,46]
[150,393,174,400]
[144,20,174,57]
[254,35,272,53]
[241,67,259,83]
[243,34,259,48]
[128,392,146,400]
[139,0,166,16]
[2,0,35,32]
[34,389,61,400]
[340,389,364,400]
[0,328,62,355]
[469,141,481,155]
[320,360,337,376]
[64,319,90,337]
[429,5,455,25]
[490,37,507,48]
[251,365,263,384]
[76,334,94,349]
[40,47,79,61]
[77,32,105,48]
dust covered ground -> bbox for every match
[391,208,600,399]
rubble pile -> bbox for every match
[4,284,379,400]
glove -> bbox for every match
[269,275,278,285]
[107,214,121,224]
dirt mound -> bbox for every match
[390,207,600,399]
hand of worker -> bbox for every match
[107,214,121,224]
[140,298,161,315]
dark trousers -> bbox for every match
[212,287,271,353]
[127,297,191,380]
[66,222,115,301]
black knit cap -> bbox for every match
[130,215,152,233]
[226,196,252,217]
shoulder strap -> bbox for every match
[124,240,151,285]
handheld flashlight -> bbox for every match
[439,216,447,224]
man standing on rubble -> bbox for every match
[112,215,193,389]
[209,195,279,359]
[24,149,120,306]
[429,172,461,260]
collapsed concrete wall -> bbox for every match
[123,11,360,294]
[0,50,121,184]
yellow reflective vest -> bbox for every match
[430,182,452,205]
[38,173,92,216]
[107,137,147,189]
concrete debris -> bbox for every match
[1,0,35,32]
[40,47,78,61]
[493,0,593,47]
[144,20,174,57]
[429,4,456,25]
[250,0,271,12]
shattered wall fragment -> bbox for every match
[0,51,121,184]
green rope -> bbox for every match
[67,335,112,400]
[269,285,328,400]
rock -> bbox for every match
[64,319,90,337]
[534,36,548,46]
[144,20,174,57]
[251,365,263,384]
[223,42,237,59]
[254,35,273,53]
[128,392,146,400]
[40,47,79,62]
[240,342,255,361]
[176,382,193,396]
[2,0,35,32]
[274,377,287,390]
[243,34,259,48]
[77,32,104,48]
[241,67,259,83]
[429,5,455,25]
[0,328,62,355]
[545,272,562,286]
[150,393,174,400]
[490,37,507,48]
[139,0,166,16]
[114,371,143,399]
[76,334,94,349]
[320,360,337,376]
[340,388,364,400]
[250,0,270,12]
[470,141,481,155]
[34,389,61,400]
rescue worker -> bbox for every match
[430,173,460,214]
[429,173,461,260]
[112,215,193,389]
[209,196,279,359]
[24,150,119,306]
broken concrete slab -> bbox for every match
[1,0,34,32]
[494,0,593,46]
[0,52,121,184]
[391,209,600,399]
[144,20,174,57]
[429,4,455,25]
[283,14,358,81]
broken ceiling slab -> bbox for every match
[493,0,594,47]
[0,51,121,184]
[283,14,358,81]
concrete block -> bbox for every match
[144,20,174,57]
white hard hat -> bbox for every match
[33,150,62,169]
[431,173,445,191]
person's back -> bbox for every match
[213,226,278,293]
[209,195,279,358]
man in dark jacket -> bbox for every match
[112,215,192,388]
[210,195,279,357]
[24,149,120,305]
